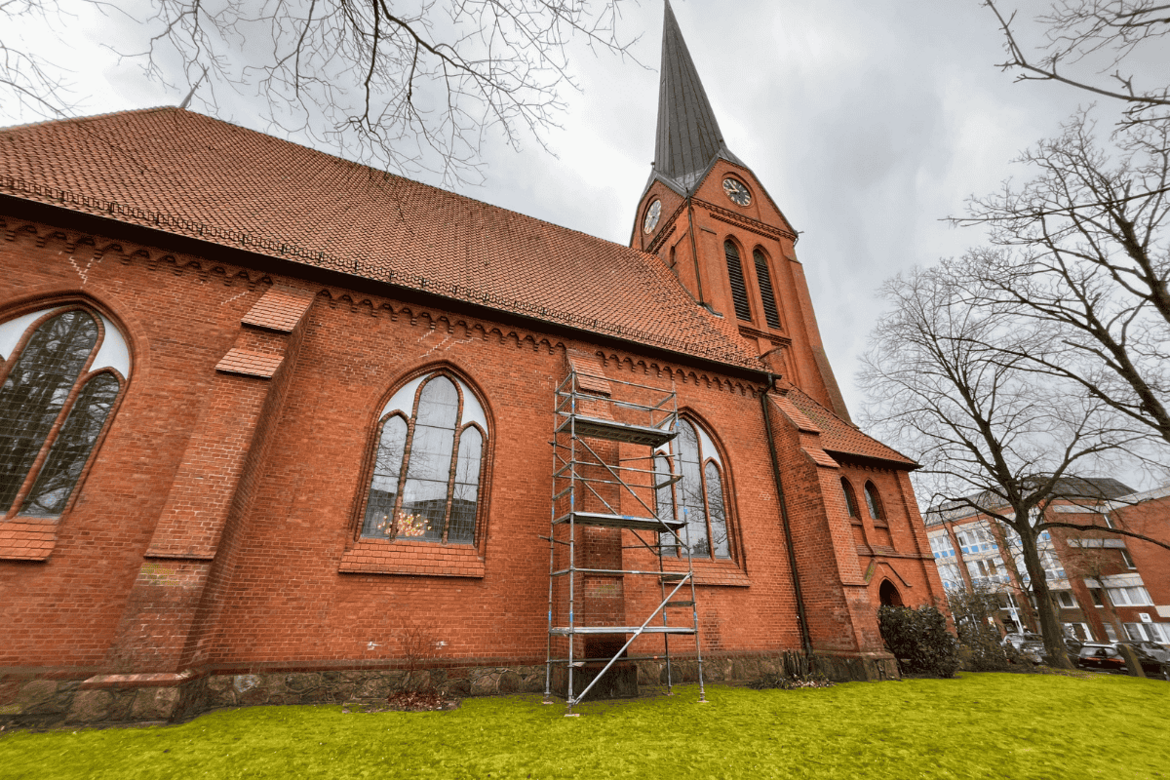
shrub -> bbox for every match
[878,604,960,678]
[948,588,1012,672]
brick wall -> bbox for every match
[0,211,934,724]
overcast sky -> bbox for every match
[4,1,1155,484]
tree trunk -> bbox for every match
[1015,523,1074,669]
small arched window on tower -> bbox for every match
[752,249,782,330]
[841,478,860,523]
[0,306,129,519]
[654,418,731,560]
[723,241,752,322]
[865,481,887,528]
[360,372,487,545]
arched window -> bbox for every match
[0,306,129,519]
[865,482,886,526]
[723,241,752,322]
[752,248,782,330]
[655,418,731,559]
[841,478,860,521]
[360,372,487,545]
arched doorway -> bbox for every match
[879,579,903,607]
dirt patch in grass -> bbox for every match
[343,691,462,714]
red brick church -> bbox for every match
[0,3,946,725]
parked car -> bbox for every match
[1076,644,1170,679]
[1003,632,1043,650]
[1017,641,1045,664]
[1120,641,1170,663]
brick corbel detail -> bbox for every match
[766,394,887,656]
[104,285,315,673]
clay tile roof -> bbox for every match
[787,388,917,468]
[0,107,761,370]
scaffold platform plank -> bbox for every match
[549,626,696,636]
[556,415,676,447]
[553,511,685,532]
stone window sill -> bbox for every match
[339,538,485,578]
[0,519,58,560]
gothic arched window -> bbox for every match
[655,418,731,559]
[724,241,752,322]
[865,481,886,526]
[841,477,860,521]
[752,248,782,330]
[0,306,129,519]
[361,372,487,545]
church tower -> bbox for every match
[632,1,851,422]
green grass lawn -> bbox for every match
[2,673,1167,779]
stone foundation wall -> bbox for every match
[0,650,898,730]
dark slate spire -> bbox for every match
[653,0,744,195]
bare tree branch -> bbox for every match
[986,0,1170,125]
[954,112,1170,448]
[0,0,81,120]
[3,0,644,185]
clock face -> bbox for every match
[643,199,662,233]
[723,178,751,206]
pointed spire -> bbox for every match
[653,0,743,195]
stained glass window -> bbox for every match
[0,307,126,519]
[658,419,732,560]
[361,373,486,545]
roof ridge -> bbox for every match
[0,105,178,135]
[787,386,857,429]
[1,107,659,249]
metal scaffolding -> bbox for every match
[544,369,706,715]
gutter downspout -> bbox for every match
[761,374,812,655]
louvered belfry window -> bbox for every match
[0,308,124,519]
[724,241,752,322]
[753,249,782,329]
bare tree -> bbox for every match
[986,0,1169,125]
[0,0,81,119]
[860,263,1153,666]
[955,112,1170,449]
[2,0,641,184]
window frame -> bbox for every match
[0,304,129,522]
[864,481,887,527]
[751,246,783,330]
[655,415,737,562]
[841,477,861,524]
[355,369,490,548]
[723,239,753,322]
